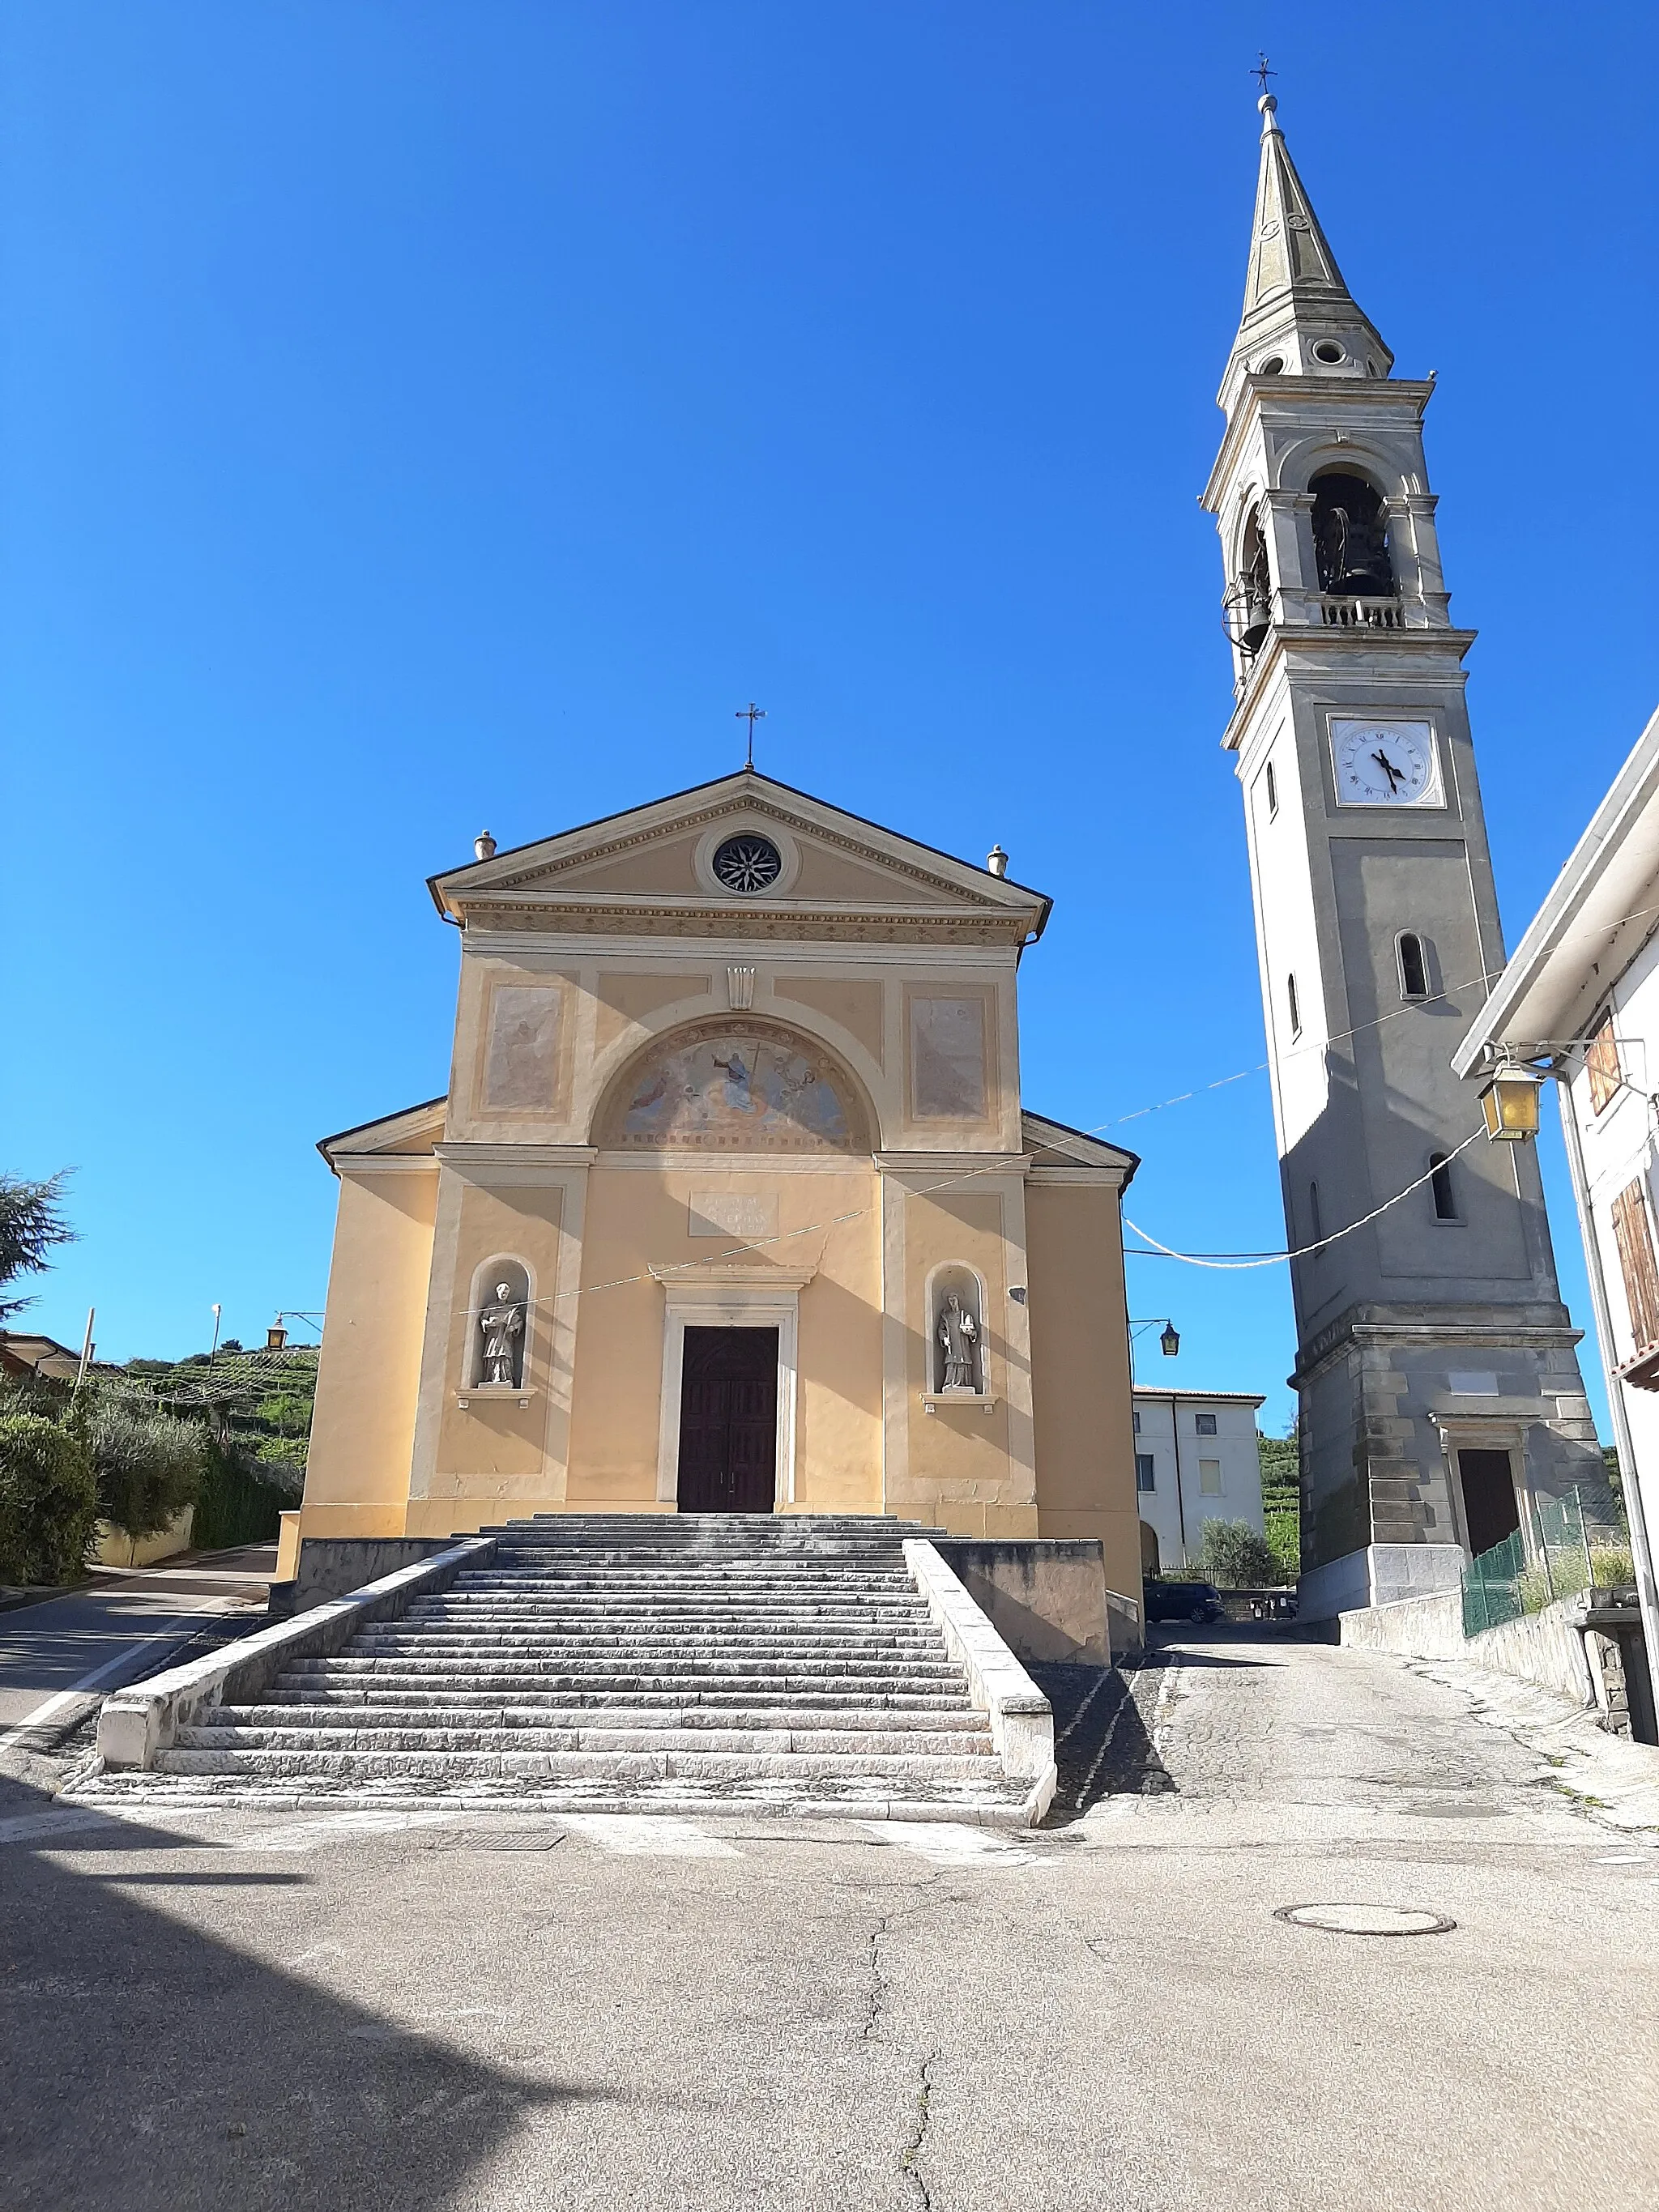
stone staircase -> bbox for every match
[75,1515,1035,1822]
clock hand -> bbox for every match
[1371,747,1405,793]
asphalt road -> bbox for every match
[0,1548,275,1740]
[2,1627,1656,2211]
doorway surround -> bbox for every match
[651,1262,817,1508]
[1431,1412,1533,1555]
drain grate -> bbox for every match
[1274,1903,1456,1937]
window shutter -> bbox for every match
[1611,1180,1659,1353]
[1588,1016,1622,1115]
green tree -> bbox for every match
[0,1170,76,1321]
[88,1396,210,1542]
[1197,1518,1280,1588]
[0,1410,99,1585]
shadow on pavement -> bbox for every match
[1032,1662,1176,1822]
[0,1778,585,2211]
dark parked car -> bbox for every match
[1143,1579,1226,1625]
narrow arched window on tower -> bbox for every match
[1238,508,1273,653]
[1429,1152,1459,1222]
[1265,759,1279,817]
[1398,931,1430,999]
[1310,471,1395,598]
[1287,973,1302,1037]
[1308,1182,1323,1246]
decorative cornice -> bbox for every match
[458,902,1030,944]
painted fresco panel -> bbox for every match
[483,985,565,1110]
[605,1023,859,1152]
[910,996,987,1119]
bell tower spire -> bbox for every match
[1200,89,1600,1622]
[1221,94,1392,415]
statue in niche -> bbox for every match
[479,1284,526,1387]
[937,1294,981,1393]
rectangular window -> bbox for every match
[1611,1179,1659,1354]
[1136,1453,1156,1494]
[1199,1459,1223,1497]
[1195,1412,1218,1436]
[1131,1409,1141,1434]
[1588,1015,1622,1115]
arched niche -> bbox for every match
[927,1261,989,1396]
[592,1016,872,1153]
[1235,502,1273,653]
[465,1255,532,1389]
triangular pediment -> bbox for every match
[429,771,1050,944]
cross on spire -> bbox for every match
[1252,51,1276,96]
[736,701,766,769]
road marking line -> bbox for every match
[0,1604,237,1754]
[561,1813,739,1856]
[239,1811,456,1851]
[1149,1664,1183,1758]
[863,1820,1051,1867]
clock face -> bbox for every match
[1331,718,1442,807]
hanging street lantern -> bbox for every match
[1480,1067,1543,1143]
[1159,1322,1181,1357]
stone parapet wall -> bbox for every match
[1338,1587,1598,1709]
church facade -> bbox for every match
[298,770,1141,1597]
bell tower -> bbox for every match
[1201,92,1600,1618]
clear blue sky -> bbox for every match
[6,3,1657,1433]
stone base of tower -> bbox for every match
[1291,1302,1604,1620]
[1297,1541,1465,1624]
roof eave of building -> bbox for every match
[1452,701,1659,1076]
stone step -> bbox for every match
[173,1723,992,1757]
[151,1746,1000,1782]
[347,1628,946,1645]
[265,1684,974,1710]
[70,1773,1031,1822]
[212,1702,987,1733]
[382,1609,936,1629]
[275,1661,964,1687]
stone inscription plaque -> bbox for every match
[689,1192,780,1241]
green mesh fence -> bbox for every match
[1461,1482,1633,1639]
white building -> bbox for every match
[1131,1388,1267,1577]
[1452,703,1659,1683]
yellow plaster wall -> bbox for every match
[566,1165,883,1510]
[539,830,708,894]
[890,1188,1036,1538]
[301,1170,438,1540]
[1024,1182,1141,1602]
[429,1179,566,1498]
[594,972,714,1055]
[771,975,885,1067]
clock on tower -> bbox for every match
[1200,92,1599,1620]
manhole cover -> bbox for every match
[1274,1903,1456,1937]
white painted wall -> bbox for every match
[1131,1389,1267,1575]
[1563,931,1659,1539]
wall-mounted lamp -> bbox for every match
[1159,1321,1181,1358]
[1480,1068,1542,1143]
